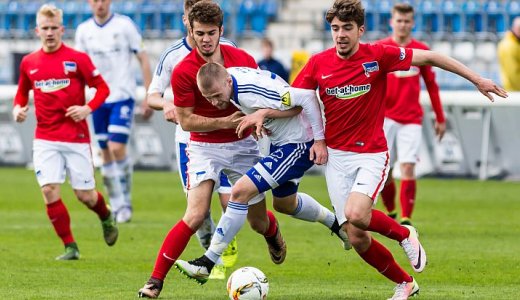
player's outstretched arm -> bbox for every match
[411,49,508,102]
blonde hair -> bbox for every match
[37,4,63,26]
[197,62,228,91]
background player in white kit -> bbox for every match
[145,0,239,279]
[75,0,152,223]
[174,63,351,284]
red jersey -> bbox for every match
[14,44,106,143]
[293,43,413,153]
[377,37,445,124]
[172,44,257,143]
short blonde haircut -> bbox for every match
[37,4,63,26]
[197,62,228,91]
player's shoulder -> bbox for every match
[219,37,237,47]
[375,36,394,45]
[409,39,430,50]
[160,38,190,58]
[221,44,248,55]
[311,47,337,61]
[111,13,138,26]
[76,17,95,32]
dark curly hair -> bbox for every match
[325,0,365,27]
[188,1,223,29]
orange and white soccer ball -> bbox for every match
[227,267,269,300]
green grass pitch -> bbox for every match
[1,167,519,299]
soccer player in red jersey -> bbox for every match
[137,2,297,298]
[12,4,118,261]
[292,0,507,299]
[377,3,446,225]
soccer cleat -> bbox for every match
[175,255,215,285]
[115,206,132,223]
[264,221,287,264]
[138,277,163,298]
[101,211,119,246]
[55,243,80,260]
[222,236,238,267]
[330,219,352,250]
[387,277,419,300]
[400,225,427,273]
[387,211,398,219]
[335,227,352,250]
[208,263,226,280]
[400,218,412,226]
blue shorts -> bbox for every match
[246,141,314,198]
[177,142,231,192]
[92,99,134,149]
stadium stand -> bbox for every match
[0,0,515,89]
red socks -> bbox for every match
[46,199,75,245]
[264,210,278,237]
[359,238,412,284]
[400,180,416,219]
[368,210,409,242]
[381,180,396,213]
[151,220,195,280]
[88,192,110,220]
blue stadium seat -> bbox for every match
[485,0,506,33]
[5,1,22,34]
[0,0,8,36]
[251,0,268,34]
[441,0,463,34]
[506,0,520,28]
[462,1,484,33]
[236,0,255,35]
[20,1,40,33]
[376,0,393,33]
[62,0,82,29]
[139,0,160,33]
[362,0,376,32]
[418,0,440,34]
[160,0,182,33]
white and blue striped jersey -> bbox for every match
[75,13,144,104]
[148,37,236,143]
[228,67,325,146]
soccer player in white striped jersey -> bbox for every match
[75,0,153,223]
[145,0,238,279]
[174,63,351,284]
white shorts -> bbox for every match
[186,137,264,205]
[325,148,389,224]
[383,118,422,165]
[33,139,96,190]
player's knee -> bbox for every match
[230,185,256,204]
[74,189,96,205]
[183,210,208,230]
[345,209,368,228]
[41,184,59,201]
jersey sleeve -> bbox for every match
[379,44,413,73]
[291,57,318,90]
[421,65,445,123]
[14,57,31,107]
[148,60,172,95]
[124,17,144,54]
[74,25,86,52]
[77,53,109,110]
[290,88,325,140]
